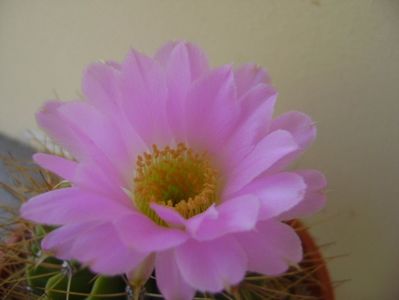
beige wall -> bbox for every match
[1,1,399,299]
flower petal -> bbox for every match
[82,62,148,162]
[269,112,316,171]
[69,223,147,275]
[36,101,88,160]
[279,170,327,220]
[150,203,186,227]
[82,61,121,114]
[223,85,277,168]
[155,41,209,80]
[155,41,209,141]
[33,153,77,181]
[118,50,172,146]
[21,188,130,225]
[73,161,130,205]
[43,222,147,275]
[237,172,306,220]
[56,101,133,182]
[42,222,97,260]
[236,220,302,275]
[175,236,247,292]
[238,84,277,133]
[155,250,195,300]
[225,130,299,196]
[186,195,260,241]
[114,213,188,252]
[185,66,239,155]
[36,101,132,186]
[272,112,316,149]
[234,64,271,98]
[183,205,218,236]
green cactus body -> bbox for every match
[27,260,130,300]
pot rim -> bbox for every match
[290,220,335,300]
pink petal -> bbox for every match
[154,41,177,65]
[185,66,239,155]
[42,222,97,260]
[236,220,302,275]
[36,101,87,160]
[183,205,218,235]
[279,170,327,220]
[56,101,133,183]
[234,64,271,99]
[155,250,195,300]
[155,41,209,142]
[83,61,150,162]
[33,153,77,181]
[175,236,247,292]
[43,222,146,275]
[20,188,130,225]
[272,112,316,149]
[114,213,188,252]
[82,62,121,115]
[151,203,186,227]
[225,130,299,196]
[82,61,148,153]
[237,172,306,220]
[186,195,260,241]
[73,160,131,205]
[68,223,147,275]
[155,41,209,80]
[269,112,316,171]
[223,85,277,169]
[239,84,277,130]
[118,50,172,146]
[297,169,326,189]
[36,101,131,186]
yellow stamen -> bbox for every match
[133,143,219,224]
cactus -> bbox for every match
[0,154,334,300]
[1,219,334,300]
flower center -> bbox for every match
[133,143,219,223]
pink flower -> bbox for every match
[21,41,326,299]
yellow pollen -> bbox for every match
[133,143,219,223]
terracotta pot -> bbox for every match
[290,220,335,300]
